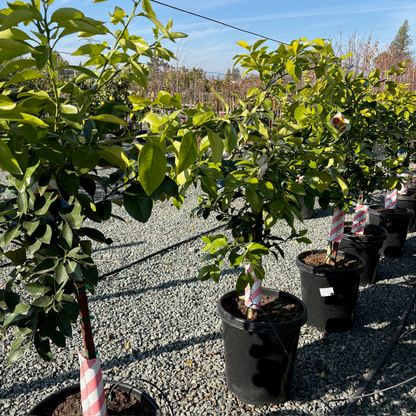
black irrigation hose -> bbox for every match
[343,284,416,415]
[98,224,225,281]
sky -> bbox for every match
[51,0,416,76]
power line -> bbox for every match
[149,0,288,45]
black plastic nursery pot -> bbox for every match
[300,196,314,219]
[296,250,365,333]
[397,194,416,232]
[217,288,307,406]
[368,205,413,257]
[28,379,161,416]
[338,222,387,286]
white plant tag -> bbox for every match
[378,248,382,255]
[320,287,335,297]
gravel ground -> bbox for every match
[1,176,416,416]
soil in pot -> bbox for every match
[222,293,304,323]
[38,387,154,416]
[28,381,160,416]
[301,252,360,269]
[218,289,307,406]
[339,223,387,286]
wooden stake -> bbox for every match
[74,282,96,359]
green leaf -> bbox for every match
[6,337,30,365]
[73,146,100,175]
[245,186,262,213]
[59,200,83,229]
[0,58,35,78]
[139,143,167,195]
[177,132,197,174]
[50,330,66,347]
[0,140,22,176]
[4,247,26,265]
[90,114,127,126]
[0,9,39,31]
[78,227,112,244]
[335,177,349,198]
[33,138,66,165]
[317,171,334,193]
[123,183,153,223]
[32,296,53,308]
[287,182,306,196]
[56,313,72,337]
[5,70,43,87]
[143,113,169,132]
[236,272,249,292]
[60,223,73,251]
[224,124,237,154]
[24,283,51,296]
[193,111,214,126]
[206,128,224,164]
[200,176,217,198]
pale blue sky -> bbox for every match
[52,0,416,76]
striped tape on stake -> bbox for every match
[326,208,346,265]
[351,204,369,235]
[78,350,107,416]
[385,189,398,209]
[245,263,261,311]
[399,174,409,195]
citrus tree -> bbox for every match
[0,2,192,412]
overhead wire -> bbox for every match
[149,0,288,45]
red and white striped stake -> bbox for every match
[351,204,368,235]
[78,351,107,416]
[385,189,397,209]
[328,207,346,243]
[245,263,261,310]
[399,174,409,195]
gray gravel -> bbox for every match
[1,180,416,416]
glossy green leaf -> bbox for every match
[139,144,167,195]
[335,177,349,198]
[245,186,262,213]
[206,128,224,164]
[0,140,22,176]
[123,183,153,223]
[5,70,43,87]
[200,176,217,198]
[177,132,197,174]
[73,146,100,175]
[224,124,237,154]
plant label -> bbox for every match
[320,287,335,297]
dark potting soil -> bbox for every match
[302,253,361,270]
[376,208,408,214]
[344,224,383,237]
[40,387,153,416]
[222,293,304,323]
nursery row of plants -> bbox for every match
[1,0,416,414]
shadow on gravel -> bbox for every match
[0,331,222,400]
[89,277,198,303]
[91,240,145,253]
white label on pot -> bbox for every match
[378,248,382,255]
[320,287,335,297]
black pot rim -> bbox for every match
[397,194,416,200]
[217,288,307,333]
[369,205,414,219]
[342,222,387,242]
[27,379,161,416]
[295,249,365,277]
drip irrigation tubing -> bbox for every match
[343,284,416,415]
[98,224,225,281]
